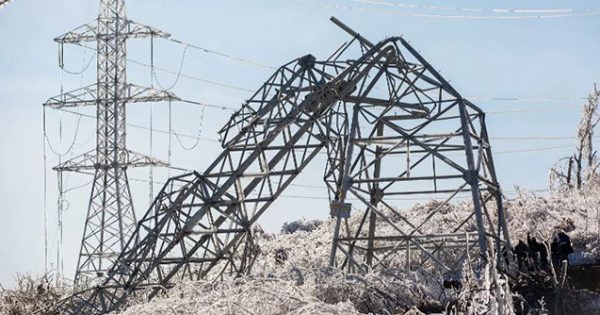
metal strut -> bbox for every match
[44,0,178,285]
[52,18,509,315]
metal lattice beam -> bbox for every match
[50,18,509,315]
[43,0,178,284]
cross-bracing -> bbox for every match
[44,0,178,285]
[47,16,511,315]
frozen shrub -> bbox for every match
[0,274,67,315]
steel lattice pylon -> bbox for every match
[44,0,178,284]
[50,18,510,315]
[323,19,510,275]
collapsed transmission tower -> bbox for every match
[44,0,178,284]
[51,18,510,315]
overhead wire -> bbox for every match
[171,104,207,151]
[168,37,276,70]
[486,104,579,114]
[73,36,589,105]
[76,42,258,93]
[151,40,189,91]
[57,108,221,143]
[346,0,588,15]
[470,97,587,103]
[287,0,600,19]
[44,114,83,157]
[130,58,255,93]
[495,144,574,155]
[57,106,586,152]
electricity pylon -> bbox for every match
[44,0,178,284]
[51,18,510,315]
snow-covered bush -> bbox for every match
[0,274,66,315]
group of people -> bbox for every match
[512,231,574,272]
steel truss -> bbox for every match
[324,20,510,276]
[44,0,178,284]
[52,18,509,315]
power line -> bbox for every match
[470,97,587,103]
[151,43,188,91]
[129,59,255,93]
[495,144,573,155]
[44,111,83,157]
[172,104,206,151]
[167,37,276,70]
[57,107,585,152]
[73,42,257,93]
[57,108,221,143]
[345,0,592,15]
[486,104,579,114]
[287,0,600,19]
[73,40,589,105]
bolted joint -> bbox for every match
[463,170,479,185]
[370,187,384,204]
[298,54,316,70]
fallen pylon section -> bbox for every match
[52,18,510,315]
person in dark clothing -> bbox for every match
[514,240,529,271]
[527,233,541,270]
[551,237,559,267]
[552,232,574,267]
[537,242,549,270]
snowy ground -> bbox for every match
[2,183,600,314]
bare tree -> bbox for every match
[574,84,600,188]
[551,84,600,190]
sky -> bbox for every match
[0,0,599,286]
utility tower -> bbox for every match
[44,0,178,284]
[52,18,510,315]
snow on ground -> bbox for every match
[108,183,600,315]
[3,183,600,314]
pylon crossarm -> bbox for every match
[55,18,169,45]
[44,84,178,109]
[53,150,168,173]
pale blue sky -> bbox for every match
[0,0,599,286]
